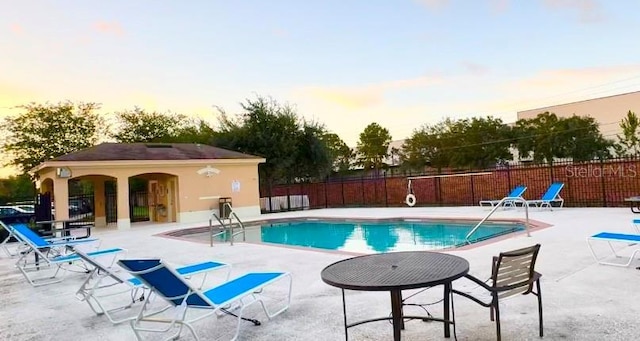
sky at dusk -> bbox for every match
[2,0,640,176]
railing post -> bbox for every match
[600,159,607,207]
[324,176,328,208]
[384,172,389,207]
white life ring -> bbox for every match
[405,194,416,207]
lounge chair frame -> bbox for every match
[8,223,122,286]
[74,249,232,325]
[119,259,292,341]
[453,244,543,341]
[526,182,564,210]
[479,185,527,209]
[587,232,640,267]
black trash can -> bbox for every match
[219,197,232,219]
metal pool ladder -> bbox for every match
[209,203,246,246]
[465,197,531,244]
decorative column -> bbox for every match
[116,176,131,230]
[53,177,69,229]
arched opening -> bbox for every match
[69,175,117,228]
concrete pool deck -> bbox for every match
[2,206,640,340]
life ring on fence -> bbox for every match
[405,194,416,207]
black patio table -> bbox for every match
[321,251,469,341]
[624,197,640,213]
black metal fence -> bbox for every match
[260,157,640,212]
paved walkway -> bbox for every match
[1,207,639,340]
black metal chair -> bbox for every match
[453,244,543,341]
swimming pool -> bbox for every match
[236,219,525,253]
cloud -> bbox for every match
[489,0,510,13]
[541,0,604,23]
[413,0,450,11]
[460,62,489,76]
[9,23,23,35]
[93,21,124,36]
[295,76,444,110]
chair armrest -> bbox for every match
[463,274,493,290]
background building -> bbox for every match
[517,90,640,139]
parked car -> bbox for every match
[0,205,36,242]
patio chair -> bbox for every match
[479,185,527,208]
[73,248,232,324]
[9,223,123,287]
[119,258,292,341]
[452,244,543,341]
[526,182,564,210]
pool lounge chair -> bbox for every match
[479,185,527,208]
[119,258,292,341]
[9,223,124,287]
[0,221,99,257]
[587,230,640,267]
[526,182,564,210]
[73,248,232,324]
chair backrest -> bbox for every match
[491,244,541,298]
[11,223,49,248]
[508,185,527,197]
[541,182,564,201]
[72,247,126,284]
[118,259,210,307]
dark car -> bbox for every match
[0,205,37,242]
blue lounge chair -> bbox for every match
[479,185,527,208]
[73,248,231,325]
[119,258,292,341]
[587,232,640,267]
[526,182,564,210]
[9,223,124,286]
[0,221,99,257]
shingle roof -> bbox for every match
[50,143,261,162]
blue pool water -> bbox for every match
[255,219,525,253]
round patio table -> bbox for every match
[321,251,469,341]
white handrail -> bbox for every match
[466,197,530,243]
[209,203,246,246]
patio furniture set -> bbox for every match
[322,245,543,341]
[0,221,292,341]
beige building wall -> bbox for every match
[34,159,263,229]
[517,91,640,139]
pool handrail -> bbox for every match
[466,196,530,243]
[209,203,246,246]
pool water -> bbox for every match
[251,220,524,253]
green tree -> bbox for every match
[1,101,107,173]
[559,115,612,161]
[321,133,353,173]
[356,122,392,171]
[112,108,214,144]
[400,119,454,172]
[615,110,640,157]
[290,122,332,180]
[212,96,332,184]
[0,174,36,203]
[514,112,611,164]
[447,117,513,169]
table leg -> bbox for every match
[390,289,403,341]
[443,282,451,338]
[341,289,349,341]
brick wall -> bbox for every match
[261,159,640,210]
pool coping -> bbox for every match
[156,215,553,255]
